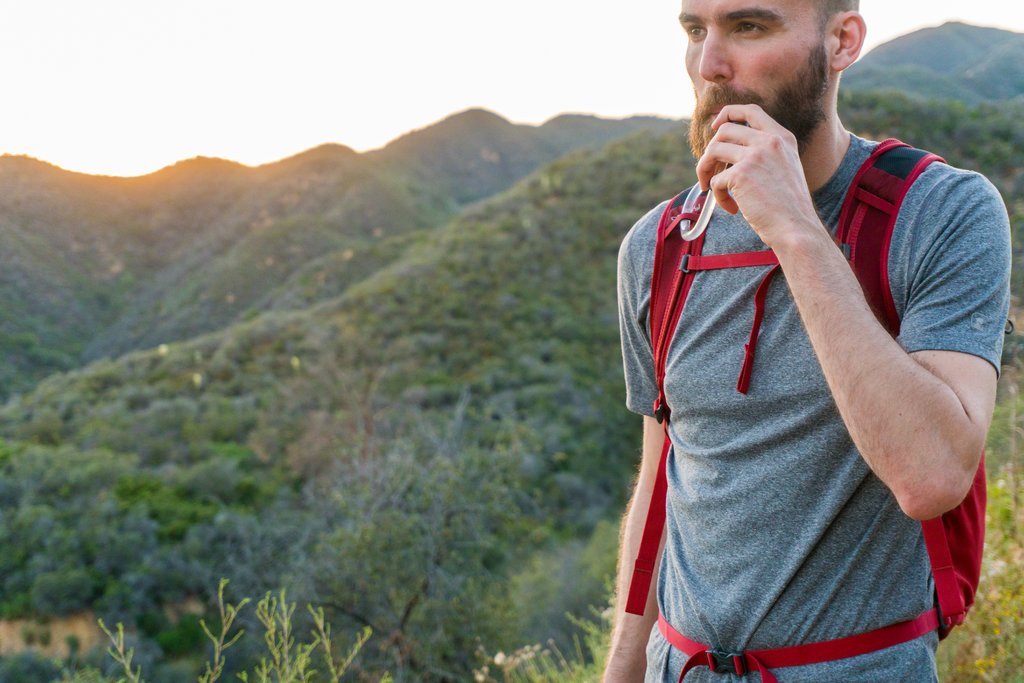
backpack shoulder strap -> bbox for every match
[649,190,708,421]
[650,190,696,351]
[838,140,984,637]
[836,138,945,334]
[624,190,707,616]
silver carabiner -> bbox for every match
[679,161,729,241]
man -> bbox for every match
[608,1,1011,681]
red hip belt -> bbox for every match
[658,608,939,682]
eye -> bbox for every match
[684,25,706,41]
[736,22,763,33]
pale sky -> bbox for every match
[1,1,1021,177]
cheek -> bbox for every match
[685,45,702,83]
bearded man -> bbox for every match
[607,1,1011,681]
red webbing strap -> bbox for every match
[684,251,778,271]
[922,516,966,629]
[649,194,690,352]
[684,250,781,393]
[652,263,687,420]
[737,264,781,394]
[624,435,672,615]
[652,229,707,423]
[659,609,940,682]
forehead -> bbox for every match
[679,0,815,22]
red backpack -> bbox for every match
[625,139,985,681]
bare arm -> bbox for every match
[771,229,996,519]
[604,416,667,682]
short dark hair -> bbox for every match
[819,1,859,29]
[823,0,859,12]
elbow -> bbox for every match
[893,449,978,521]
[897,489,966,522]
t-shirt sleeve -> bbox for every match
[617,205,664,417]
[892,168,1012,376]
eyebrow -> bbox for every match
[678,7,785,26]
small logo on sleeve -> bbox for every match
[971,313,988,332]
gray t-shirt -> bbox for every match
[616,134,1011,682]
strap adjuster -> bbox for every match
[708,649,747,676]
[679,254,691,273]
[654,400,668,424]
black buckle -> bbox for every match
[708,649,746,676]
[679,254,691,273]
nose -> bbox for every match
[697,31,733,84]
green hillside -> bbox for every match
[0,111,677,401]
[0,120,693,681]
[845,22,1024,104]
[0,89,1021,681]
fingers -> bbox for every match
[709,168,740,215]
[696,104,804,218]
[695,120,758,185]
[710,104,781,134]
[695,140,741,191]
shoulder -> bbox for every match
[886,155,1011,368]
[900,154,1006,222]
[893,159,1010,263]
[620,200,669,257]
[618,200,671,286]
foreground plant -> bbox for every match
[475,608,611,683]
[96,579,374,683]
[96,620,142,683]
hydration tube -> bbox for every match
[678,161,728,241]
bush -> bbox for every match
[155,615,205,658]
[0,651,61,683]
[30,568,98,615]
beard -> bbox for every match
[688,41,830,159]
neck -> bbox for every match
[800,107,850,193]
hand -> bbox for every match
[695,104,822,250]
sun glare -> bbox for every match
[0,1,1021,177]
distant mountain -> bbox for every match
[0,110,678,399]
[844,22,1024,104]
[368,108,678,203]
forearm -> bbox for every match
[605,419,665,682]
[774,225,983,519]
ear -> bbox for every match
[826,11,866,73]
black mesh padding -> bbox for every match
[874,146,930,179]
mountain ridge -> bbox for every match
[846,21,1024,104]
[0,110,679,398]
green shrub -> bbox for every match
[0,651,61,683]
[29,569,97,615]
[155,615,205,658]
